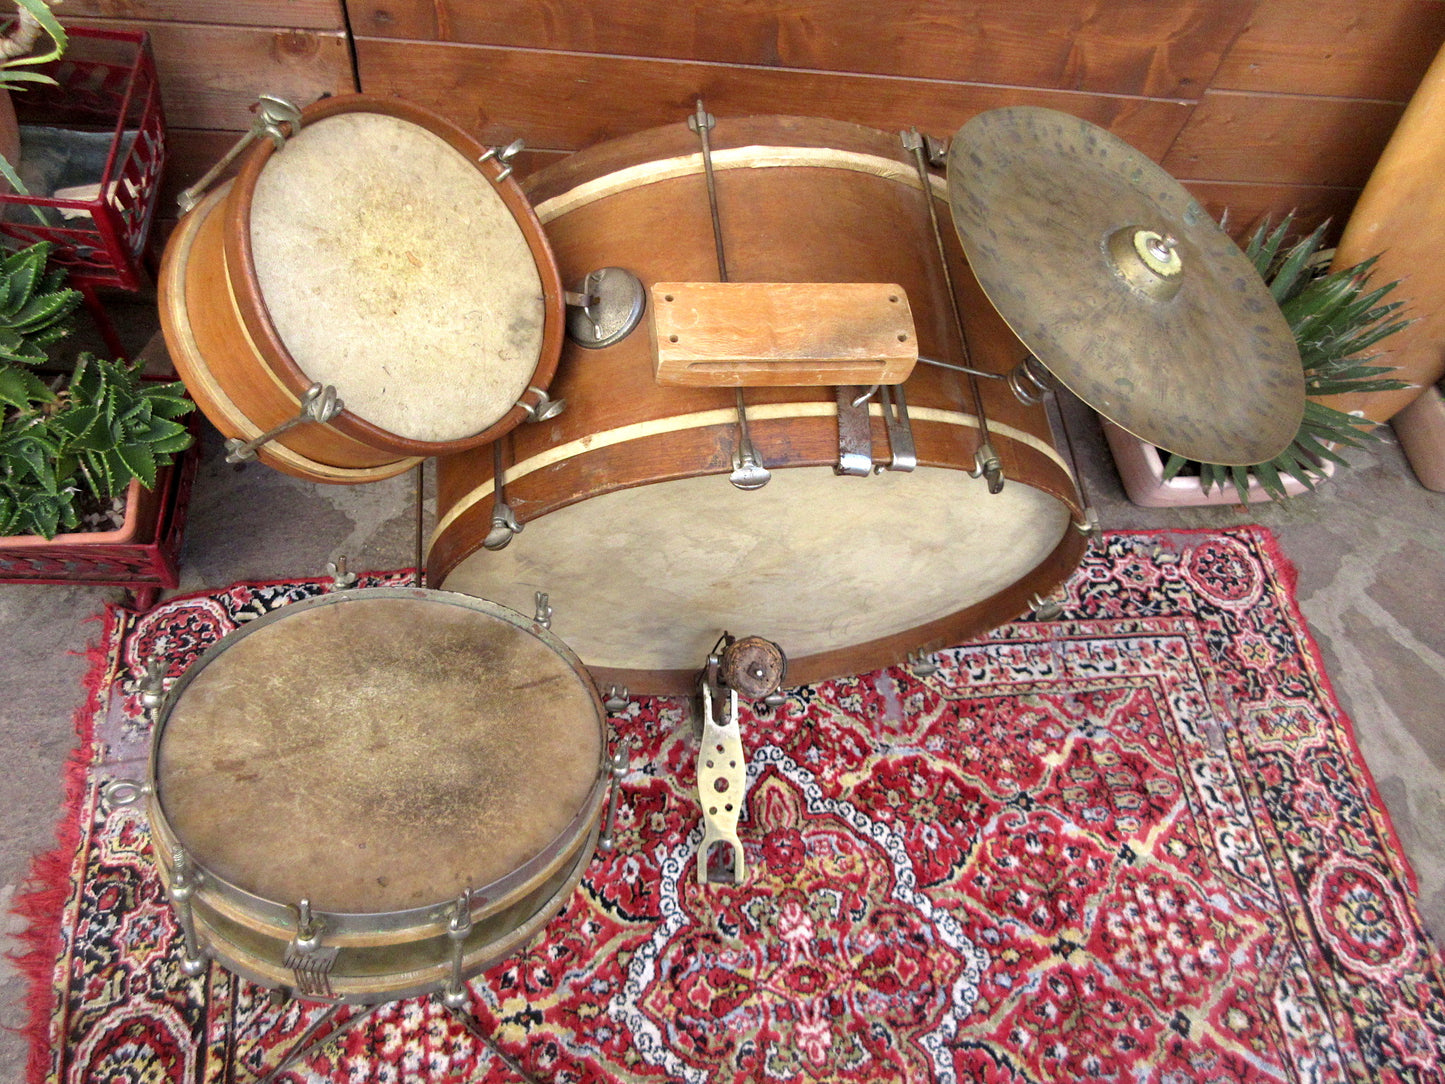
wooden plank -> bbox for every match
[353,38,1194,158]
[63,0,345,29]
[1181,180,1360,243]
[1161,90,1403,187]
[1212,0,1445,101]
[650,282,917,388]
[347,0,1251,100]
[69,19,355,131]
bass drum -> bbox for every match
[429,115,1088,695]
[159,94,565,483]
[139,588,606,1003]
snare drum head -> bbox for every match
[249,111,548,444]
[154,592,603,915]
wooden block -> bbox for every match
[650,282,917,388]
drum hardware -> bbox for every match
[903,127,1001,492]
[325,555,357,590]
[907,649,940,678]
[533,591,553,629]
[441,889,475,1009]
[413,462,426,587]
[565,266,647,348]
[176,94,301,214]
[876,384,917,472]
[518,384,567,422]
[687,98,773,491]
[696,679,747,884]
[717,634,788,702]
[1029,592,1065,621]
[597,741,630,852]
[835,385,875,476]
[284,897,339,998]
[483,441,523,550]
[945,105,1306,465]
[1007,355,1053,406]
[476,137,525,183]
[224,382,343,465]
[603,684,630,712]
[169,850,210,977]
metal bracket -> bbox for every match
[1007,355,1052,405]
[876,384,917,472]
[729,390,771,490]
[900,127,949,168]
[970,440,1005,494]
[835,385,875,476]
[178,95,302,214]
[565,267,647,349]
[483,442,523,551]
[284,898,338,998]
[603,685,629,713]
[225,383,342,464]
[518,385,566,422]
[477,138,525,183]
[697,683,746,885]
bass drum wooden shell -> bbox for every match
[144,588,606,1004]
[430,115,1088,695]
[158,94,565,483]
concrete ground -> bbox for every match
[1,299,1442,1080]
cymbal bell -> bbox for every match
[946,106,1304,466]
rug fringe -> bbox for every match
[9,606,121,1084]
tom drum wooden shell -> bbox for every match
[158,94,565,483]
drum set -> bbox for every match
[111,91,1306,1057]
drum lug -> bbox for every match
[532,591,552,629]
[169,850,210,977]
[908,649,940,678]
[284,898,338,998]
[177,94,302,214]
[441,889,474,1010]
[602,685,629,712]
[970,440,1005,494]
[1030,592,1065,621]
[483,442,524,551]
[565,267,646,349]
[729,390,772,490]
[597,740,630,853]
[477,137,525,183]
[225,383,343,465]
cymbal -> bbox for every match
[946,106,1304,466]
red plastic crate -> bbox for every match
[0,26,166,293]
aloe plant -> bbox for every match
[1162,216,1410,502]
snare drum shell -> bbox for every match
[159,94,566,481]
[430,115,1087,694]
[142,588,607,1003]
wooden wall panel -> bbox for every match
[66,1,345,30]
[1211,0,1445,101]
[347,0,1251,100]
[352,38,1194,156]
[70,20,354,131]
[1162,90,1404,188]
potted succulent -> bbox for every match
[0,239,195,604]
[1104,216,1410,506]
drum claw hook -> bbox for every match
[970,441,1005,494]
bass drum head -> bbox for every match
[240,101,559,448]
[441,464,1073,682]
[153,590,603,918]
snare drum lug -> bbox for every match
[225,383,343,464]
[598,742,630,853]
[177,94,302,214]
[441,890,474,1009]
[970,441,1005,494]
[533,591,552,629]
[139,653,168,714]
[169,850,209,977]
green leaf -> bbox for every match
[0,365,54,409]
[115,443,158,490]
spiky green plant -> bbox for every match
[0,241,81,410]
[1161,216,1410,502]
[0,353,193,537]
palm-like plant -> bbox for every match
[1161,216,1410,502]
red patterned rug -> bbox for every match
[14,527,1445,1083]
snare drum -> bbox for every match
[159,95,565,483]
[137,588,606,1003]
[428,115,1088,695]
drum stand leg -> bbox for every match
[441,999,544,1084]
[247,1000,380,1084]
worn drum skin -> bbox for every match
[158,94,565,483]
[429,115,1088,695]
[143,589,607,1003]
